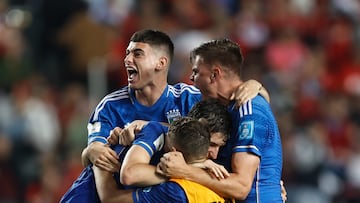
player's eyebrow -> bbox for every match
[126,48,145,55]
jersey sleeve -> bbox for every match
[87,88,135,145]
[132,121,168,157]
[232,97,271,157]
[87,103,115,145]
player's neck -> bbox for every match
[135,83,167,106]
[188,158,207,168]
[217,79,242,105]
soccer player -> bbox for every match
[82,30,266,172]
[118,99,231,187]
[60,30,268,203]
[94,116,234,203]
[158,39,284,202]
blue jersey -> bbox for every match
[131,122,228,203]
[60,166,100,203]
[87,83,201,146]
[61,83,201,203]
[131,123,231,203]
[133,181,188,203]
[132,121,168,166]
[114,121,168,190]
[133,179,231,203]
[217,95,283,203]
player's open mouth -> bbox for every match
[127,67,138,81]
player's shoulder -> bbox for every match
[90,87,131,119]
[238,95,270,117]
[107,86,130,98]
[167,83,201,97]
[252,95,269,106]
[97,86,130,105]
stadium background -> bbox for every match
[0,0,359,202]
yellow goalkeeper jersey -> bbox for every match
[170,178,234,203]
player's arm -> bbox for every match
[81,146,91,166]
[108,121,148,146]
[81,141,119,172]
[157,151,259,200]
[85,119,157,172]
[108,121,170,146]
[231,79,270,106]
[93,166,134,203]
[83,98,123,171]
[120,145,167,187]
[84,111,120,172]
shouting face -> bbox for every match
[124,42,161,90]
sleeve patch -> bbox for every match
[238,121,254,140]
[87,122,101,135]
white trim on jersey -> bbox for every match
[233,145,259,152]
[136,141,155,156]
[167,83,201,98]
[93,89,129,120]
[88,135,107,145]
[239,100,253,117]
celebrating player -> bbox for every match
[158,38,284,202]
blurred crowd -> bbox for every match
[0,0,360,202]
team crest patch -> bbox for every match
[166,109,181,124]
[238,121,254,140]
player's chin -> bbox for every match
[128,81,141,90]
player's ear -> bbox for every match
[210,65,221,82]
[156,56,168,70]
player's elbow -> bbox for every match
[230,183,252,200]
[233,190,250,200]
[81,147,90,166]
[120,167,137,186]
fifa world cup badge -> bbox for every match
[239,121,254,140]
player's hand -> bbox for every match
[201,159,230,179]
[230,79,262,107]
[120,120,149,145]
[107,127,123,145]
[156,151,190,179]
[88,142,120,172]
